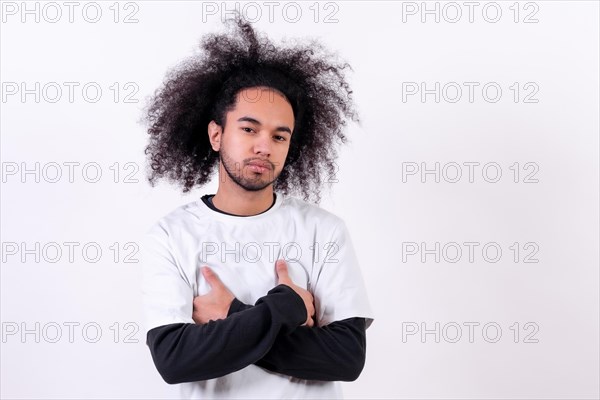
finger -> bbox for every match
[193,295,201,306]
[202,266,224,288]
[192,294,207,311]
[306,291,314,304]
[306,317,314,328]
[275,259,290,283]
[307,304,315,319]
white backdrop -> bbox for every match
[1,1,598,399]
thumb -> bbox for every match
[202,266,223,289]
[276,259,290,284]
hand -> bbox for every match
[276,259,315,327]
[192,266,235,325]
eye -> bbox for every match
[274,135,286,142]
[241,127,255,133]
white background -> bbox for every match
[1,1,598,399]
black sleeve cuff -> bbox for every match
[227,298,250,316]
[257,284,307,334]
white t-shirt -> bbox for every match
[141,191,374,399]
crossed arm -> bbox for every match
[146,260,367,384]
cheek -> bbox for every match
[223,135,247,156]
[275,146,291,168]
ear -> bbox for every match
[208,120,222,152]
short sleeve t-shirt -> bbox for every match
[141,191,374,399]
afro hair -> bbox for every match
[143,14,359,203]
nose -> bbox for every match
[253,132,272,157]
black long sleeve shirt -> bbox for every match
[146,284,367,384]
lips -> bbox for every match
[247,160,272,170]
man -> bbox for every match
[141,16,374,399]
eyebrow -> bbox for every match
[237,116,292,135]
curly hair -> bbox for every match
[143,15,359,203]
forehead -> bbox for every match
[230,87,294,119]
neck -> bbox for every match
[212,171,275,216]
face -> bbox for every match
[208,86,295,192]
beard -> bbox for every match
[219,147,279,191]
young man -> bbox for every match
[142,17,374,399]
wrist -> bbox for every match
[266,284,307,330]
[227,298,247,316]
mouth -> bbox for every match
[247,161,272,173]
